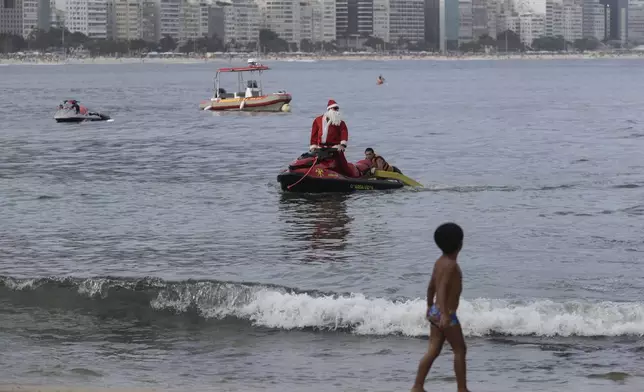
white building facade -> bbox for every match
[223,0,260,45]
[388,0,424,43]
[372,0,389,42]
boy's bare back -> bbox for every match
[431,255,463,318]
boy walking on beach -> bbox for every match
[411,222,470,392]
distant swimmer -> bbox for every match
[377,75,385,85]
[411,222,470,392]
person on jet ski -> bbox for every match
[309,99,359,178]
[365,147,402,174]
[66,99,80,114]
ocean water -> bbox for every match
[1,58,644,392]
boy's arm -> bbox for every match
[426,275,436,308]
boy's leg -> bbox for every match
[443,323,469,392]
[411,324,445,392]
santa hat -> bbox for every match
[327,99,339,111]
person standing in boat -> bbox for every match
[309,99,359,178]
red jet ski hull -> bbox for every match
[277,150,404,193]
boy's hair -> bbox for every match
[434,223,463,254]
[365,147,374,153]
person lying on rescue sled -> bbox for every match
[354,148,403,176]
[309,99,360,178]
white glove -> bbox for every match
[333,144,346,152]
[309,144,319,151]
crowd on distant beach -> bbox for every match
[2,50,644,66]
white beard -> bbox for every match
[325,109,342,126]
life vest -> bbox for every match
[371,154,393,172]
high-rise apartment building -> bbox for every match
[23,0,50,37]
[546,0,582,41]
[319,0,335,41]
[629,0,644,43]
[518,12,544,45]
[389,0,424,43]
[599,0,628,41]
[64,0,107,38]
[582,0,605,40]
[372,0,388,42]
[1,0,24,36]
[257,0,301,44]
[223,0,260,45]
[335,0,373,39]
[562,0,582,41]
[471,0,488,39]
[458,0,473,43]
[160,0,180,40]
[108,0,141,40]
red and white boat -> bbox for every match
[199,59,292,112]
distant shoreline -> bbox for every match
[2,52,644,65]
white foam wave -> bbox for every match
[151,287,644,337]
[3,277,643,337]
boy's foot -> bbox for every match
[410,386,426,392]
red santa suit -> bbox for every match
[309,100,359,178]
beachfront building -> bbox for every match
[63,0,108,38]
[424,0,440,49]
[458,0,473,43]
[319,0,335,42]
[335,0,373,41]
[299,0,315,42]
[372,0,389,42]
[545,0,562,36]
[582,0,605,40]
[599,0,628,42]
[389,0,424,44]
[181,1,209,41]
[1,0,23,36]
[23,0,50,37]
[471,0,488,39]
[545,0,582,41]
[562,0,583,41]
[518,12,544,45]
[256,0,301,44]
[223,0,260,45]
[629,0,644,43]
[107,0,141,40]
[299,0,335,43]
[208,4,225,39]
[159,0,180,40]
[140,0,159,41]
[443,0,460,49]
[49,0,64,28]
[106,0,159,42]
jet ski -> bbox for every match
[277,147,407,193]
[54,100,111,123]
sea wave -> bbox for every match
[1,276,643,337]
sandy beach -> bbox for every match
[0,385,269,392]
[1,51,644,66]
[0,386,162,392]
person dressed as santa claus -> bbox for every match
[309,99,360,178]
